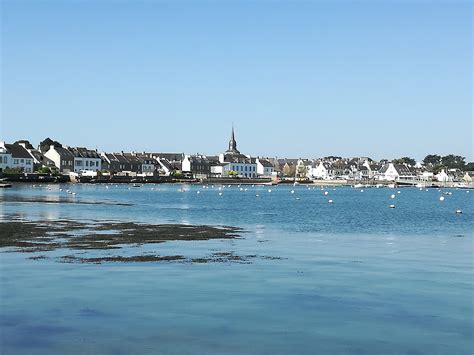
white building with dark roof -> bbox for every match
[1,142,34,172]
[256,158,274,177]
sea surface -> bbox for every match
[1,183,473,355]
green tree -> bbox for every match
[464,162,474,171]
[392,157,416,166]
[441,155,465,170]
[423,154,441,166]
[228,170,238,177]
[36,166,51,174]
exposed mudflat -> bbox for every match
[0,218,282,263]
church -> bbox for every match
[217,127,257,178]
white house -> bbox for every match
[308,161,333,180]
[2,142,34,172]
[67,147,102,173]
[0,143,12,171]
[44,145,75,172]
[256,158,274,177]
[435,169,452,183]
[377,163,415,181]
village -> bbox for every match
[0,127,473,187]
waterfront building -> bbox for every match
[182,154,214,179]
[377,163,415,181]
[256,158,274,177]
[0,143,13,171]
[44,144,75,173]
[68,147,102,173]
[1,142,35,173]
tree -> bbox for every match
[441,155,465,170]
[228,170,238,177]
[392,157,416,166]
[36,166,51,174]
[283,164,296,177]
[464,162,474,171]
[423,154,441,166]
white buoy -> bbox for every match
[256,194,259,197]
[328,199,333,203]
[439,196,445,201]
[291,190,295,194]
[196,191,200,194]
[295,197,300,200]
[419,188,423,191]
[456,209,462,214]
[397,191,401,194]
[240,188,243,191]
[324,191,328,195]
[360,189,364,193]
[244,188,248,191]
[72,192,76,196]
[218,192,223,196]
[268,189,272,193]
[389,204,395,208]
[390,194,395,199]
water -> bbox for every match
[1,184,473,354]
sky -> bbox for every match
[1,0,472,161]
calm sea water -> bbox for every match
[1,183,473,355]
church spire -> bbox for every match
[226,125,240,154]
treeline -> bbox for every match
[392,155,473,173]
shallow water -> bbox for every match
[1,183,473,354]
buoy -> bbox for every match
[196,191,200,194]
[72,192,76,196]
[256,194,259,197]
[328,199,333,203]
[295,197,300,200]
[456,209,462,214]
[389,204,395,208]
[397,191,401,194]
[439,196,445,201]
[291,190,295,194]
[324,191,328,195]
[419,188,423,191]
[218,192,223,196]
[390,194,395,199]
[240,188,243,191]
[360,189,364,193]
[244,188,248,191]
[268,189,272,193]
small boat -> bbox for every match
[0,183,12,188]
[132,183,142,188]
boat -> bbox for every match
[0,183,12,188]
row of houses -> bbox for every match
[1,128,472,183]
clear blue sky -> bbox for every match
[1,0,472,161]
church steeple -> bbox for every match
[226,125,240,154]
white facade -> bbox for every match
[256,159,274,177]
[182,155,192,172]
[0,145,12,171]
[435,169,452,183]
[309,162,332,179]
[378,163,399,181]
[74,157,101,172]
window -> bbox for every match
[14,159,19,164]
[26,160,31,165]
[20,159,24,163]
[245,166,248,171]
[86,161,89,167]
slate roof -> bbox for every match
[153,153,184,162]
[5,144,33,159]
[258,159,274,167]
[223,153,253,164]
[68,147,101,159]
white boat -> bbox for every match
[387,183,396,189]
[354,184,364,188]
